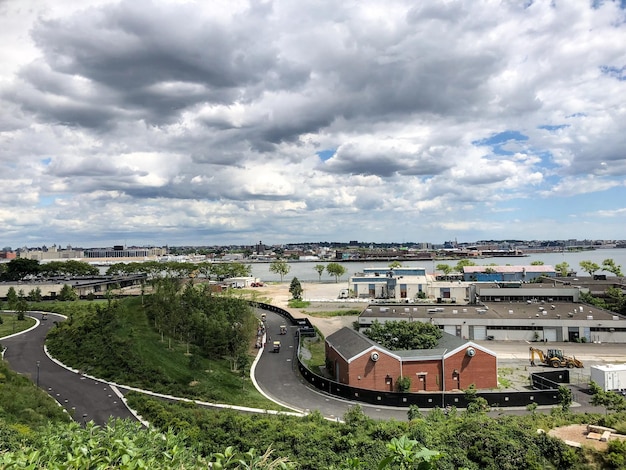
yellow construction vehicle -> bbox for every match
[529,347,583,368]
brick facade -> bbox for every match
[325,329,498,392]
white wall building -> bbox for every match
[349,267,471,303]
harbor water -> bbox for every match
[249,248,626,283]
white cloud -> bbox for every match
[1,0,626,246]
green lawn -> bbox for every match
[0,314,36,338]
[43,297,284,410]
[300,308,361,318]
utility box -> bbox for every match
[590,364,626,391]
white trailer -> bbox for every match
[225,276,259,288]
[590,364,626,392]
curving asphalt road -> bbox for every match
[2,312,135,426]
[252,307,411,421]
[1,308,612,427]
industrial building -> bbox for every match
[325,327,498,392]
[0,275,146,300]
[349,267,471,302]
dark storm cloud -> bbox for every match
[321,143,451,177]
[19,0,309,129]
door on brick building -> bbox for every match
[385,375,393,391]
[417,373,427,391]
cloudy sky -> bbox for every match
[1,0,625,249]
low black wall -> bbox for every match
[297,363,562,408]
[252,301,563,409]
[250,301,315,336]
[531,369,570,390]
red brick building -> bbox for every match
[0,251,16,260]
[325,327,498,392]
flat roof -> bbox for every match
[360,301,624,323]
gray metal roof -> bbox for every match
[326,326,473,361]
[359,302,624,322]
[326,327,377,362]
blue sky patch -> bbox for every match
[473,130,529,147]
[600,65,626,81]
[472,131,529,156]
[538,124,569,132]
[41,158,51,165]
[316,149,336,162]
[38,196,56,207]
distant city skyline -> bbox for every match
[1,1,625,247]
[4,238,626,252]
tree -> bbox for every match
[2,258,40,281]
[326,263,347,283]
[454,259,476,275]
[605,287,626,315]
[28,287,42,302]
[211,262,252,281]
[6,286,18,310]
[314,264,326,281]
[39,260,99,277]
[602,259,623,277]
[364,320,442,350]
[464,384,490,413]
[589,380,626,414]
[555,261,570,277]
[580,260,601,278]
[269,260,290,281]
[15,290,28,320]
[436,264,453,279]
[396,376,411,392]
[558,385,572,412]
[530,260,544,266]
[388,261,402,269]
[58,284,78,301]
[289,277,303,300]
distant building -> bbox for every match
[0,251,16,260]
[0,275,145,300]
[358,287,626,343]
[83,246,166,259]
[462,265,556,282]
[349,267,471,302]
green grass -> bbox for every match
[44,297,284,410]
[288,299,310,308]
[300,309,361,318]
[0,314,36,338]
[498,377,512,388]
[0,360,71,430]
[300,337,326,370]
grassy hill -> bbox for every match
[42,296,279,409]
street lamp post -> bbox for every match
[36,361,40,387]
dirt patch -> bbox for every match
[248,282,367,337]
[548,424,609,451]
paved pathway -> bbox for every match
[2,313,135,425]
[2,309,618,426]
[252,307,409,421]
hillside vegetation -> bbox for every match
[43,281,277,408]
[4,277,626,468]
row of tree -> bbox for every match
[269,260,347,282]
[146,278,256,370]
[0,258,100,281]
[105,260,252,281]
[435,258,623,278]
